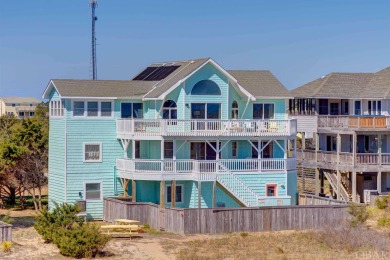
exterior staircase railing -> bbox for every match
[323,171,350,202]
[216,162,260,207]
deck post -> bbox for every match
[377,172,382,194]
[352,133,357,166]
[161,140,164,173]
[378,134,382,166]
[171,180,176,207]
[336,170,341,200]
[315,168,320,196]
[132,180,136,202]
[198,181,201,209]
[173,139,177,173]
[123,178,129,197]
[315,133,319,163]
[132,139,135,160]
[352,171,357,202]
[160,181,165,208]
[212,180,216,208]
[301,132,305,160]
[336,133,341,166]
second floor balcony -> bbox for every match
[318,115,390,129]
[116,119,297,139]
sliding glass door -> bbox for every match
[191,103,221,130]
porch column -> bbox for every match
[336,170,341,200]
[352,171,357,202]
[161,140,164,173]
[132,139,135,160]
[198,181,202,209]
[352,133,357,166]
[258,139,261,159]
[336,133,341,166]
[171,180,176,207]
[132,180,136,202]
[160,180,165,208]
[216,140,220,160]
[212,180,216,208]
[315,133,319,163]
[378,134,382,166]
[301,132,306,160]
[123,140,129,158]
[173,139,177,173]
[123,179,129,197]
[377,172,382,194]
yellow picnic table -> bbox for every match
[114,219,141,225]
[100,224,140,238]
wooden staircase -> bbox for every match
[323,170,351,202]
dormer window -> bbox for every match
[191,80,221,95]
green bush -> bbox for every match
[0,211,14,224]
[377,217,390,228]
[34,202,110,258]
[54,222,110,258]
[34,202,81,243]
[348,203,369,227]
[375,195,389,210]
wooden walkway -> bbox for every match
[104,197,349,234]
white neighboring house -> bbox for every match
[0,97,41,118]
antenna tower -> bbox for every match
[89,0,98,80]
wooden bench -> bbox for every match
[100,224,141,238]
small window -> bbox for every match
[354,101,361,115]
[85,183,101,200]
[19,112,25,117]
[232,101,238,119]
[191,80,221,95]
[74,101,85,117]
[84,143,102,162]
[266,184,277,196]
[101,102,112,117]
[29,112,35,117]
[50,100,64,117]
[87,102,98,117]
[232,141,238,157]
[164,141,173,159]
[167,185,183,203]
[163,100,177,120]
[11,104,15,107]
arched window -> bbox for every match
[163,100,177,119]
[191,80,221,95]
[232,100,239,119]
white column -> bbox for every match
[352,171,357,202]
[377,172,382,194]
[173,139,177,173]
[216,140,220,160]
[336,170,341,200]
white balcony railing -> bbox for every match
[116,119,296,137]
[318,115,390,129]
[116,158,296,174]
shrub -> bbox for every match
[377,217,390,228]
[54,222,110,258]
[348,203,369,227]
[0,241,12,252]
[240,232,249,238]
[0,211,14,224]
[34,202,81,242]
[375,195,390,210]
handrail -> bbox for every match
[317,115,390,129]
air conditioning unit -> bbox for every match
[363,190,378,204]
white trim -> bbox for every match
[84,181,103,201]
[42,80,61,99]
[166,184,183,204]
[71,100,114,118]
[83,142,102,163]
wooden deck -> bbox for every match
[103,197,349,234]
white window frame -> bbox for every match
[368,100,382,116]
[50,100,64,118]
[84,181,103,201]
[190,102,223,119]
[83,142,102,162]
[120,101,144,119]
[72,100,114,118]
[166,184,183,204]
[252,102,275,119]
[232,141,238,158]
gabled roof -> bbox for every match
[1,97,41,104]
[228,70,291,98]
[291,66,390,99]
[43,58,290,100]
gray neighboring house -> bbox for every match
[289,66,390,203]
[0,97,41,118]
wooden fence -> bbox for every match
[299,194,349,205]
[104,198,350,234]
[0,222,12,242]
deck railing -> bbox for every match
[116,158,296,174]
[297,150,390,166]
[318,115,390,129]
[116,119,296,137]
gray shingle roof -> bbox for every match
[1,97,41,104]
[291,67,390,99]
[228,70,291,98]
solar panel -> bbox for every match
[133,65,180,81]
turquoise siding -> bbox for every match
[236,173,287,196]
[287,170,298,205]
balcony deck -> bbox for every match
[297,149,390,172]
[116,158,296,181]
[116,119,297,139]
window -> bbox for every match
[87,102,98,117]
[330,103,339,115]
[73,101,85,117]
[121,103,143,118]
[253,103,274,119]
[84,143,102,162]
[341,99,349,115]
[318,99,329,115]
[266,184,277,196]
[162,100,177,120]
[85,183,101,200]
[164,141,173,159]
[326,136,337,152]
[19,112,25,117]
[11,104,15,107]
[191,80,221,95]
[166,185,183,203]
[50,100,64,117]
[368,100,382,115]
[232,101,239,119]
[101,102,112,117]
[354,101,361,115]
[7,112,13,116]
[29,112,34,117]
[191,103,221,119]
[232,141,238,157]
[251,141,273,158]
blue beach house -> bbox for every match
[42,58,298,219]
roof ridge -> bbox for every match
[311,73,332,96]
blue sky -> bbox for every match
[1,0,389,99]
